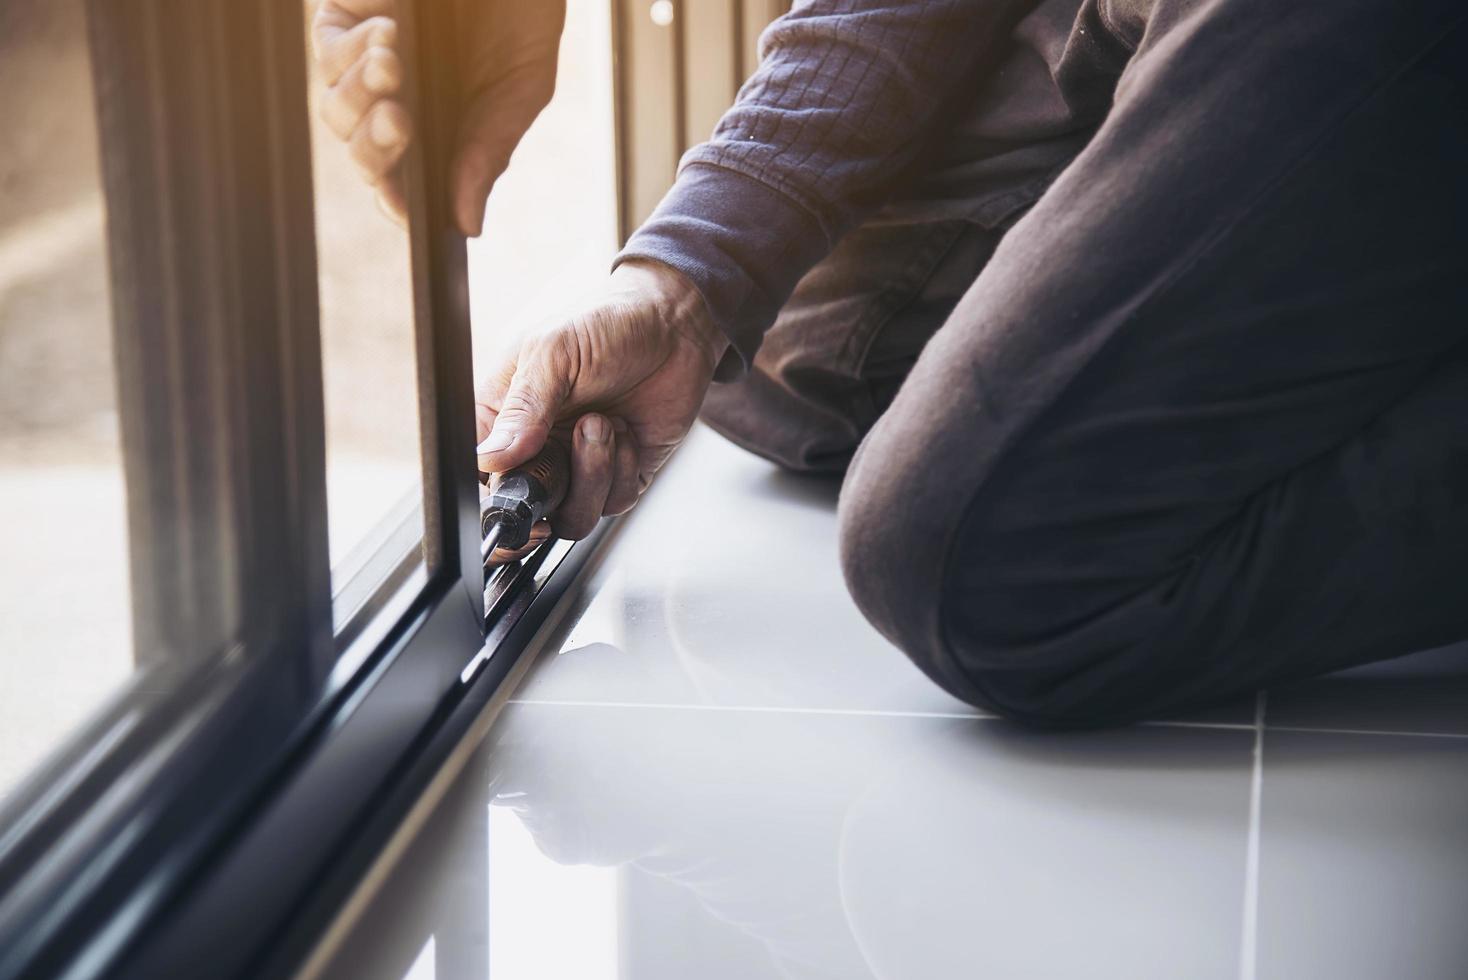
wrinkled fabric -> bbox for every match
[620,0,1082,373]
[700,0,1468,725]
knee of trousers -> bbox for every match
[837,424,1144,729]
[833,418,1032,719]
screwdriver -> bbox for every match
[479,438,572,565]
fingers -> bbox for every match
[552,415,614,540]
[348,100,412,187]
[313,8,397,86]
[474,401,499,451]
[474,357,518,447]
[321,43,403,141]
[604,416,641,516]
[475,335,574,474]
[312,4,409,222]
[482,419,628,559]
[374,172,408,228]
[316,1,565,237]
[475,410,641,551]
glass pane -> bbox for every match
[468,0,619,368]
[303,0,427,623]
[0,0,132,801]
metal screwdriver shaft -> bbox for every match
[479,521,505,564]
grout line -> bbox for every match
[1266,724,1468,740]
[1239,691,1267,980]
[507,698,994,720]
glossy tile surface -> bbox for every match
[1255,732,1468,979]
[512,426,979,717]
[512,426,1255,724]
[327,707,1254,980]
[325,424,1468,979]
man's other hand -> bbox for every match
[476,261,728,562]
[310,0,566,235]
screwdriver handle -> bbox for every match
[479,438,572,552]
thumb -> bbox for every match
[450,119,513,239]
[475,345,572,473]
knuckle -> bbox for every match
[535,327,578,367]
[378,42,403,66]
[365,16,398,48]
[495,389,554,435]
[318,99,345,139]
[322,89,362,140]
[475,371,511,407]
[474,403,497,439]
[378,100,412,138]
[496,400,543,427]
[354,102,410,174]
[348,139,383,178]
[521,333,578,393]
[380,136,409,171]
[364,45,402,93]
[348,137,393,181]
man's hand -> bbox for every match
[311,0,565,234]
[476,261,727,562]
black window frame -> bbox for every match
[0,1,613,977]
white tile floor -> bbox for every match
[324,424,1468,980]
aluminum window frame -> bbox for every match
[0,1,612,977]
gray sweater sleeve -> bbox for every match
[615,0,1014,375]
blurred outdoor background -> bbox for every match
[0,0,617,799]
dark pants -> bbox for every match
[701,0,1468,726]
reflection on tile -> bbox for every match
[1267,641,1468,735]
[1255,731,1468,979]
[320,759,489,980]
[329,704,1255,979]
[514,424,979,716]
[519,424,1262,727]
[324,391,1467,980]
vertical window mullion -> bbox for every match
[397,0,486,625]
[87,0,331,680]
